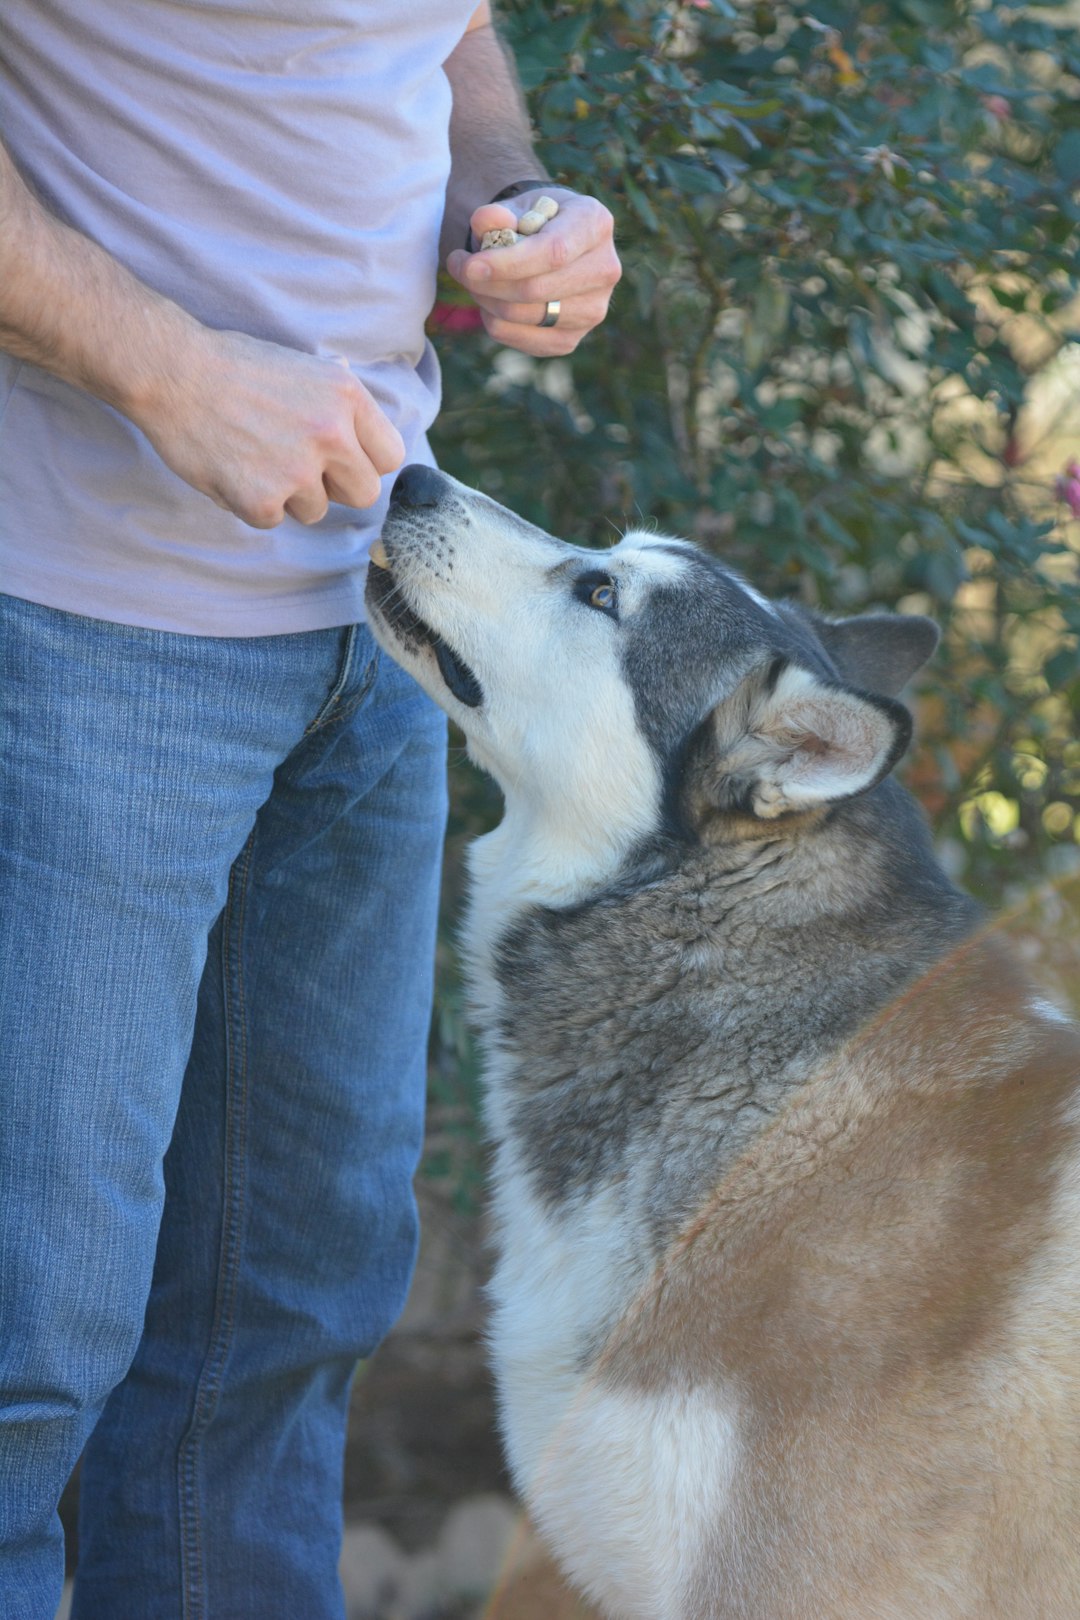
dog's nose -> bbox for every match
[389,464,447,511]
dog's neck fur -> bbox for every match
[465,776,980,1246]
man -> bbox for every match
[0,4,620,1616]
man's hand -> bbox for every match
[128,328,405,529]
[445,187,621,357]
[1,137,403,531]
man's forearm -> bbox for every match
[441,14,547,264]
[0,138,403,528]
[0,139,199,418]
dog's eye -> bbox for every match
[574,572,618,618]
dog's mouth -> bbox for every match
[366,561,483,709]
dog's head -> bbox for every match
[366,467,937,889]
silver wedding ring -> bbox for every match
[538,299,561,328]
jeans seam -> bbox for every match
[303,625,358,734]
[307,646,381,734]
[177,833,255,1620]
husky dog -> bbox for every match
[366,466,1080,1620]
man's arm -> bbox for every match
[439,5,542,263]
[0,141,403,528]
[442,5,621,357]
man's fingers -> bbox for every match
[471,291,611,332]
[451,195,617,294]
[323,454,383,511]
[252,380,402,520]
[464,201,519,249]
[352,392,405,477]
[322,357,405,477]
[284,486,331,526]
[151,329,410,526]
[469,293,561,327]
[232,492,288,530]
[480,315,582,358]
[488,239,619,304]
[451,241,621,309]
[451,229,569,291]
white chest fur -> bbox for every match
[484,1070,740,1619]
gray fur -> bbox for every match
[494,782,978,1247]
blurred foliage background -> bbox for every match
[424,0,1080,1196]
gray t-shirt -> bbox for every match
[0,0,476,635]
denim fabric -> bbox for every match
[0,594,448,1620]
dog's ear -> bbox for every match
[814,612,939,698]
[702,659,912,821]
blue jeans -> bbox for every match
[0,595,448,1620]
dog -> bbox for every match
[365,465,1080,1620]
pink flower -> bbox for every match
[1054,459,1080,517]
[428,301,484,334]
[981,94,1011,122]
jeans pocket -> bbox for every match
[304,625,381,734]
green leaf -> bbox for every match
[814,508,860,555]
[623,174,661,232]
[743,276,791,370]
[1054,130,1080,186]
[757,397,804,432]
[1045,647,1080,690]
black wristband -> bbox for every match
[489,179,552,203]
[465,180,554,251]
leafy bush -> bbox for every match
[425,0,1080,1176]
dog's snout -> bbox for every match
[389,464,447,512]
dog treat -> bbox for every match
[518,197,560,235]
[479,226,520,250]
[480,196,559,251]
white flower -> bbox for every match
[859,144,911,181]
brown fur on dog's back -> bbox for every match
[601,934,1080,1618]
